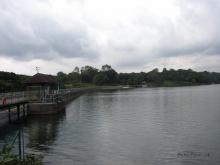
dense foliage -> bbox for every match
[1,65,220,92]
[0,71,29,93]
[57,65,220,87]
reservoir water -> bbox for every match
[1,85,220,165]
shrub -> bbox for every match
[0,145,43,165]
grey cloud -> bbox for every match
[155,40,220,58]
[155,0,220,58]
[1,0,220,72]
[0,0,98,61]
[103,0,220,70]
[31,18,98,59]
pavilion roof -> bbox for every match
[25,73,57,85]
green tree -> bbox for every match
[68,72,81,83]
[81,66,98,83]
[93,73,108,85]
[57,72,67,82]
[100,65,117,84]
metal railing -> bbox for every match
[0,91,28,106]
[11,129,25,160]
[0,88,85,104]
[41,94,64,103]
[42,88,84,103]
[1,129,25,160]
[53,88,83,95]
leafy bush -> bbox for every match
[0,145,43,165]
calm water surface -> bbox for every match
[1,85,220,165]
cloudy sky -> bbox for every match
[0,0,220,75]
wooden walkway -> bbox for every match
[0,88,87,124]
[0,91,28,109]
[0,92,29,124]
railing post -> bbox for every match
[22,128,25,159]
[8,107,11,123]
[23,104,25,118]
[18,130,22,160]
[17,105,20,120]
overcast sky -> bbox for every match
[0,0,220,75]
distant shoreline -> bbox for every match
[1,66,220,93]
[68,83,220,91]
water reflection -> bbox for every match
[25,111,66,151]
[0,124,20,146]
[1,85,220,165]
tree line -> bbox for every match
[0,71,29,93]
[1,65,220,92]
[56,65,220,87]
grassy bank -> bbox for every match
[64,81,212,90]
[147,80,204,87]
[64,83,124,90]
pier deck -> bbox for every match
[0,88,88,125]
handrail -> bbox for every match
[0,88,85,104]
[5,129,25,160]
[41,88,84,103]
[41,94,64,103]
[0,92,28,106]
[10,131,20,147]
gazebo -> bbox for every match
[25,73,57,102]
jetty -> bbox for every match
[0,89,86,124]
[0,73,88,125]
[0,92,28,124]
